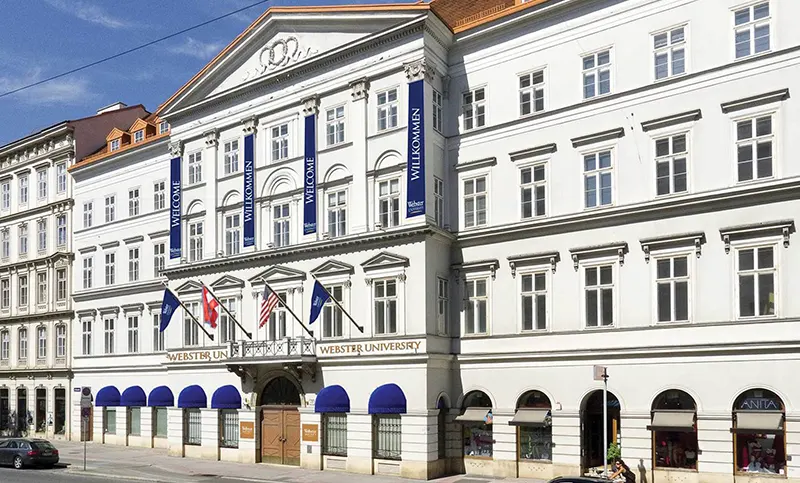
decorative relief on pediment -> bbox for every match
[242,36,318,82]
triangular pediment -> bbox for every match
[361,251,409,272]
[129,118,153,133]
[311,259,354,277]
[210,275,245,289]
[249,265,306,284]
[175,280,203,295]
[106,128,126,142]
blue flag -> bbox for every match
[309,280,330,325]
[160,288,180,332]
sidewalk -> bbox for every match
[57,440,547,483]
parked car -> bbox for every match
[0,438,59,469]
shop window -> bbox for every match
[219,409,239,448]
[437,396,448,460]
[322,413,347,456]
[456,390,493,459]
[373,414,401,460]
[511,390,552,461]
[733,389,785,475]
[648,390,697,470]
[128,407,141,436]
[154,407,168,438]
[184,408,201,445]
[104,407,116,435]
[35,388,46,433]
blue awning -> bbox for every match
[211,385,242,409]
[178,385,207,408]
[315,385,350,413]
[368,383,407,414]
[148,386,174,407]
[120,386,146,407]
[95,386,121,407]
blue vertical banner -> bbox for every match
[243,133,255,247]
[406,79,426,218]
[169,156,182,259]
[303,114,317,235]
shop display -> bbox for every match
[463,424,493,457]
[654,431,698,470]
[519,425,552,461]
[737,435,786,475]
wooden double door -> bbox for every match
[261,406,300,466]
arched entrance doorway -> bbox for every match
[259,376,302,466]
[581,390,620,473]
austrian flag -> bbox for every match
[202,286,220,329]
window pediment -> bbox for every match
[249,265,306,285]
[100,241,119,250]
[569,242,628,270]
[454,157,497,173]
[311,259,354,278]
[361,251,409,272]
[210,275,244,289]
[76,309,97,318]
[508,251,560,276]
[175,280,202,295]
[640,232,706,262]
[452,259,499,280]
[121,303,144,313]
[509,143,557,162]
[571,127,625,148]
[720,88,789,114]
[719,219,794,254]
[98,306,119,315]
[124,236,144,245]
[641,109,702,132]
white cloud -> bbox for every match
[0,68,94,106]
[168,37,225,61]
[44,0,134,29]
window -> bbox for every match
[224,214,241,256]
[153,314,165,352]
[56,163,66,194]
[105,195,116,223]
[585,265,614,327]
[82,257,93,289]
[378,179,400,228]
[656,256,689,322]
[18,275,27,306]
[223,140,239,175]
[734,2,770,59]
[521,272,547,331]
[737,245,776,318]
[18,223,28,255]
[736,115,773,182]
[127,316,139,353]
[0,331,8,361]
[1,229,8,259]
[271,124,289,161]
[377,88,399,131]
[184,408,201,445]
[19,175,28,205]
[37,326,46,360]
[649,389,698,469]
[129,407,141,436]
[582,50,612,99]
[56,268,66,302]
[56,324,66,358]
[374,279,398,335]
[110,139,120,152]
[133,130,144,143]
[465,279,488,335]
[128,188,140,216]
[104,316,115,354]
[188,221,203,262]
[36,272,47,305]
[37,169,47,200]
[462,391,493,458]
[37,219,46,252]
[373,414,401,460]
[154,243,165,276]
[654,27,686,80]
[520,164,546,218]
[516,391,553,461]
[432,89,443,133]
[219,298,237,344]
[584,150,613,208]
[326,106,345,146]
[519,70,545,116]
[1,181,9,210]
[272,203,290,248]
[105,253,115,285]
[154,407,168,437]
[188,151,202,185]
[267,291,287,341]
[462,88,486,131]
[158,120,169,135]
[463,177,487,228]
[153,181,165,210]
[220,409,239,448]
[327,190,347,237]
[56,215,67,247]
[82,320,92,356]
[184,302,199,346]
[104,408,117,434]
[434,177,444,228]
[733,388,785,474]
[18,328,27,361]
[128,248,140,282]
[83,202,93,228]
[0,279,8,309]
[437,277,448,335]
[323,413,347,456]
[323,285,344,338]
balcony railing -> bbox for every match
[228,338,315,360]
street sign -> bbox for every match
[593,365,607,381]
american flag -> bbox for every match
[259,284,280,328]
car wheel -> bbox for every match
[13,455,23,469]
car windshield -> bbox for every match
[31,441,55,450]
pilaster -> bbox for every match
[168,140,184,266]
[349,77,369,235]
[203,129,219,260]
[140,406,153,448]
[242,116,258,254]
[301,95,320,243]
[93,407,103,443]
[167,407,184,457]
[300,408,322,471]
[237,408,258,464]
[345,412,373,475]
[117,408,128,446]
[200,408,219,460]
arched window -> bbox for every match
[456,390,493,459]
[437,395,449,460]
[648,390,697,470]
[733,389,785,475]
[512,390,552,462]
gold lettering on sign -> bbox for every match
[166,350,228,363]
[318,340,422,355]
[302,423,318,442]
[240,421,255,440]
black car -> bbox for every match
[0,438,59,469]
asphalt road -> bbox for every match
[0,465,282,483]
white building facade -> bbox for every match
[68,1,800,482]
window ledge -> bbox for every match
[640,232,705,262]
[569,242,628,270]
[720,88,789,114]
[719,219,794,253]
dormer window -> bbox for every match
[110,139,120,152]
[134,130,144,143]
[158,121,169,135]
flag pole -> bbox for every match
[162,282,214,342]
[201,283,253,340]
[262,279,314,339]
[311,275,364,333]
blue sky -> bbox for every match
[0,0,423,146]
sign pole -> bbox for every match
[82,415,87,471]
[603,368,609,477]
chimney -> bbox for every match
[96,102,128,115]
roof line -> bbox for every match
[452,0,552,33]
